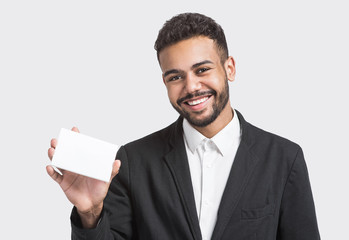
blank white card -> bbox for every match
[52,128,119,182]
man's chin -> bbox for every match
[184,111,217,128]
[172,103,217,127]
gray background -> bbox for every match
[1,0,348,239]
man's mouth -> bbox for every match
[185,96,210,106]
[181,95,213,112]
[177,90,216,106]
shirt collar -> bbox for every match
[183,117,206,154]
[183,108,241,156]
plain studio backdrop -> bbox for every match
[0,0,347,239]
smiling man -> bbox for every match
[47,13,320,240]
[160,36,234,138]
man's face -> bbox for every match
[159,36,235,127]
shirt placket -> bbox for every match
[199,139,216,240]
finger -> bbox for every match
[48,147,55,161]
[51,138,57,148]
[46,165,63,184]
[110,160,121,181]
[71,126,80,133]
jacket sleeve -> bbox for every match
[277,147,320,239]
[71,146,135,240]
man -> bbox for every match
[47,13,320,239]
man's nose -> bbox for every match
[185,73,201,93]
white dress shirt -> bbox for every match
[182,109,241,240]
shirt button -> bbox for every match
[207,164,212,168]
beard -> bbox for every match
[171,79,229,127]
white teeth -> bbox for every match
[187,97,208,106]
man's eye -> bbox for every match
[168,75,181,82]
[197,68,210,74]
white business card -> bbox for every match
[52,128,119,182]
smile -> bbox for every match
[186,96,209,106]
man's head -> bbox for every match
[155,13,235,131]
[155,13,229,65]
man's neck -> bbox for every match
[192,103,233,138]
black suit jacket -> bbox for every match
[71,111,320,239]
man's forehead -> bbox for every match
[158,36,220,71]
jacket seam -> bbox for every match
[280,146,301,205]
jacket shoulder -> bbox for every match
[242,120,303,170]
[247,121,300,150]
[236,110,300,154]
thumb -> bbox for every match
[46,165,63,184]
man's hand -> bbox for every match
[46,127,121,228]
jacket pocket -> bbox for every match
[241,203,275,220]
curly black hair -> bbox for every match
[154,13,229,64]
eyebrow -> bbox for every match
[191,60,214,69]
[163,60,214,78]
[163,69,180,78]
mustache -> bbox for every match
[177,90,216,105]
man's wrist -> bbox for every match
[77,204,103,229]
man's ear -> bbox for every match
[225,56,236,82]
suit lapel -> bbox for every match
[164,118,202,240]
[211,110,260,240]
[163,111,259,240]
